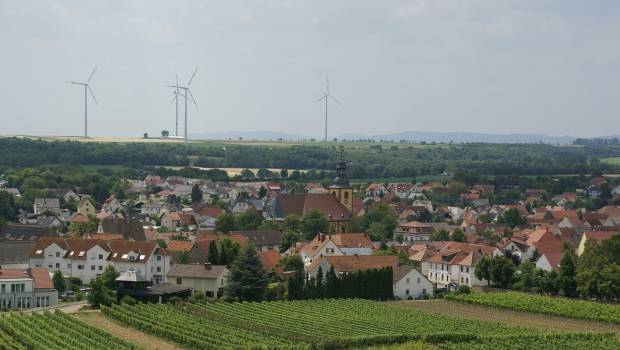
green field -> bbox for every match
[101,299,620,349]
[602,157,620,165]
[446,292,620,324]
[0,310,140,350]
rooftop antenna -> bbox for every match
[316,73,340,142]
[66,66,99,138]
[167,68,198,142]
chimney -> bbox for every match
[204,263,212,270]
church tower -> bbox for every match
[329,154,353,211]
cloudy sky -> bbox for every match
[1,1,619,138]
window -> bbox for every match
[423,288,427,294]
[90,265,95,271]
[48,265,52,268]
[405,289,410,295]
[78,251,85,257]
[99,254,103,259]
[156,267,161,272]
[156,255,161,261]
[460,266,463,272]
[55,252,60,257]
[78,265,84,270]
[417,278,420,284]
[0,284,4,293]
[466,267,470,273]
[98,266,103,271]
[405,278,410,284]
[68,263,72,268]
[55,263,60,268]
[176,278,182,285]
[205,291,214,298]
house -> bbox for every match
[98,216,147,241]
[299,233,374,267]
[0,268,58,310]
[393,221,433,242]
[366,183,388,198]
[0,188,21,198]
[58,189,80,202]
[259,250,282,273]
[393,265,433,300]
[102,196,123,212]
[28,238,170,284]
[577,231,620,256]
[421,242,502,289]
[141,200,162,216]
[77,198,96,216]
[115,270,191,304]
[231,230,282,252]
[33,198,61,215]
[536,252,564,272]
[306,255,398,279]
[167,263,228,299]
[161,212,196,231]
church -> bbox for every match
[268,156,354,233]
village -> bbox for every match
[1,154,619,310]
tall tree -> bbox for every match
[215,213,236,233]
[280,231,302,253]
[225,243,269,301]
[52,270,66,295]
[302,209,329,240]
[191,184,203,203]
[559,244,578,298]
[101,265,120,290]
[283,214,302,232]
[475,255,492,286]
[208,240,220,264]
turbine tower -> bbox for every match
[67,66,99,138]
[168,75,181,137]
[316,74,340,142]
[167,69,198,142]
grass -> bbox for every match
[602,157,620,165]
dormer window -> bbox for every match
[78,251,85,257]
[69,251,74,256]
[121,254,128,259]
[113,253,118,258]
[139,255,146,260]
[35,249,43,255]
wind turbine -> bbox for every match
[167,68,198,142]
[316,74,340,142]
[168,75,181,137]
[67,66,99,138]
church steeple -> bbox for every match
[329,150,352,211]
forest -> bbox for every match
[1,137,620,179]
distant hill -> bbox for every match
[338,131,575,144]
[191,131,310,141]
[192,130,576,144]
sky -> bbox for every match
[0,0,619,138]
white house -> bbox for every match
[33,198,61,215]
[167,263,228,299]
[300,233,374,268]
[0,268,58,310]
[28,238,170,284]
[393,265,433,299]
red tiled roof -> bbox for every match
[166,240,193,252]
[308,255,397,274]
[31,268,53,289]
[260,250,281,272]
[583,231,620,244]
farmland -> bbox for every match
[445,292,620,324]
[0,310,140,350]
[101,299,620,349]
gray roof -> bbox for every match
[231,230,282,246]
[0,241,35,265]
[34,198,60,209]
[116,270,147,282]
[167,263,228,279]
[0,224,53,242]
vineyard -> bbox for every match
[445,292,620,324]
[102,299,620,349]
[0,310,140,350]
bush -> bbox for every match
[74,292,83,301]
[457,285,472,295]
[168,296,183,305]
[189,292,206,304]
[120,295,137,305]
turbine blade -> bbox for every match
[187,68,198,86]
[329,95,341,105]
[315,95,327,103]
[87,65,98,83]
[187,89,198,109]
[168,93,177,105]
[88,85,98,104]
[66,81,84,85]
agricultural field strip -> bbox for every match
[446,292,620,324]
[195,299,536,338]
[0,311,139,350]
[435,333,620,350]
[103,303,301,349]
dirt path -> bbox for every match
[73,311,183,350]
[394,300,620,335]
